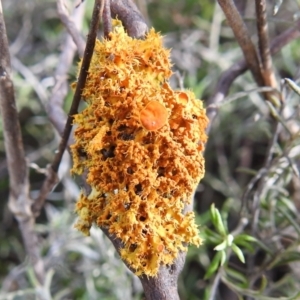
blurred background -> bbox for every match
[1,0,300,299]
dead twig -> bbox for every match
[0,0,45,283]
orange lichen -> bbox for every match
[71,23,208,277]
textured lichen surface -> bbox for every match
[71,23,208,276]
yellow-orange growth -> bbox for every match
[71,22,208,276]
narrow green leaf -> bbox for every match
[204,251,221,279]
[225,267,248,286]
[203,228,222,244]
[214,209,227,236]
[232,239,254,252]
[232,244,245,263]
[220,250,227,266]
[210,203,217,224]
[234,234,257,243]
[214,239,227,251]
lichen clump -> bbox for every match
[71,23,208,276]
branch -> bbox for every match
[217,0,265,86]
[139,254,185,300]
[103,0,112,38]
[111,0,148,38]
[32,0,102,216]
[0,1,45,283]
[255,0,277,88]
[102,227,185,300]
[208,19,300,124]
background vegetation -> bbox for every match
[1,0,300,299]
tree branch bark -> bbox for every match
[111,0,148,38]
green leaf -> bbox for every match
[232,244,245,263]
[233,234,257,252]
[220,250,227,266]
[232,239,254,252]
[210,205,227,236]
[204,251,222,279]
[234,234,257,243]
[203,228,222,244]
[214,239,227,251]
[210,203,217,224]
[225,267,248,286]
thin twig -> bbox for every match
[57,0,85,56]
[255,0,277,88]
[217,0,265,87]
[0,1,45,283]
[32,0,102,216]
